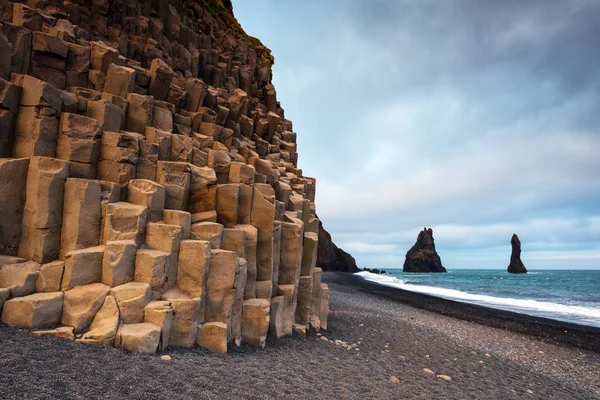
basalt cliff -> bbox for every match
[0,0,346,353]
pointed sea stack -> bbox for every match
[403,228,447,273]
[507,234,527,274]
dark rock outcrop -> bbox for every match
[403,228,446,273]
[507,234,527,274]
[317,220,359,273]
[363,268,388,275]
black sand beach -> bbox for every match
[1,272,599,400]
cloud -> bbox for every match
[338,242,396,254]
[233,0,600,269]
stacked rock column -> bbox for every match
[0,0,330,354]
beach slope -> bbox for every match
[0,271,598,399]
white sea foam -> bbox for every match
[355,271,600,324]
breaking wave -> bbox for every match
[355,271,600,327]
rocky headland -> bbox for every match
[317,220,359,273]
[507,233,527,274]
[403,228,447,273]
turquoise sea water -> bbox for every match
[356,269,600,328]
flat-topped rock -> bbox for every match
[0,260,40,297]
[116,322,161,354]
[1,291,63,329]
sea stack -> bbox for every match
[507,234,527,274]
[403,228,447,273]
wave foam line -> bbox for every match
[355,271,600,321]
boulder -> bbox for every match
[197,322,227,353]
[31,326,74,341]
[110,282,152,324]
[61,283,110,332]
[403,228,446,273]
[115,323,161,354]
[78,295,119,346]
[1,292,63,329]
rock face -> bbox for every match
[507,234,527,274]
[403,228,446,273]
[317,220,359,273]
[0,0,335,354]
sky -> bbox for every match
[234,0,600,270]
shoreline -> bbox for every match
[325,271,600,353]
[1,272,599,399]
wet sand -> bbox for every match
[0,271,598,399]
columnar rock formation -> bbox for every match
[403,228,447,273]
[0,0,329,353]
[507,234,527,274]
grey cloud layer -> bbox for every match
[234,0,600,269]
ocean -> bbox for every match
[356,269,600,328]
